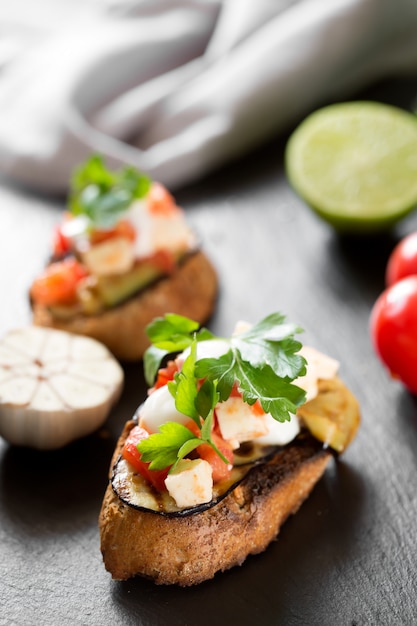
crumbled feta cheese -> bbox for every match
[165,459,213,507]
[216,396,268,448]
[81,237,135,276]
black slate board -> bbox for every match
[1,77,417,626]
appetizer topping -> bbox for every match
[0,326,124,449]
[113,312,350,511]
[30,155,198,317]
[164,458,213,508]
[295,345,340,401]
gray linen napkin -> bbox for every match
[0,0,417,193]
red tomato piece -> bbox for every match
[386,232,417,286]
[52,225,71,257]
[197,432,234,483]
[122,426,152,480]
[184,419,233,482]
[30,257,88,306]
[153,360,179,391]
[147,182,178,216]
[89,219,136,245]
[370,275,417,393]
[147,250,176,274]
[122,425,169,492]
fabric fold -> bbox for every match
[0,0,417,193]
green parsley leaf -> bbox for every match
[138,422,199,471]
[143,345,168,389]
[139,311,308,472]
[194,312,307,422]
[194,351,235,402]
[168,341,200,424]
[68,154,151,229]
[144,313,214,385]
[196,379,220,421]
[231,312,306,379]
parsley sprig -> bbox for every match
[138,312,308,472]
[68,155,151,229]
[138,341,228,471]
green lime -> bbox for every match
[285,101,417,232]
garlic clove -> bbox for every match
[0,326,124,450]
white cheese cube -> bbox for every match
[165,459,213,508]
[216,396,268,447]
[82,237,135,276]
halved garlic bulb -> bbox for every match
[0,326,124,449]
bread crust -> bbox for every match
[32,251,218,361]
[99,420,332,586]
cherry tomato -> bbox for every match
[30,257,88,306]
[386,232,417,286]
[122,425,169,492]
[370,275,417,393]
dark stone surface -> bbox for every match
[1,76,417,625]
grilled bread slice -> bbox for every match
[33,251,218,361]
[99,376,359,586]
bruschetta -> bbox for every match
[99,312,360,586]
[30,156,218,361]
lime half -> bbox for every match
[285,101,417,232]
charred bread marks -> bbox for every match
[98,313,360,585]
[33,251,218,361]
[99,427,331,585]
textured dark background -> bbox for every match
[1,76,417,625]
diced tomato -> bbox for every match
[147,182,179,216]
[89,219,136,245]
[147,249,176,274]
[197,432,234,482]
[30,257,88,306]
[122,425,169,492]
[52,225,71,257]
[152,360,179,391]
[122,426,152,479]
[184,419,233,483]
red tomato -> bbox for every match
[122,426,152,479]
[184,420,233,482]
[122,425,169,492]
[147,182,179,216]
[89,219,136,245]
[197,432,234,482]
[386,232,417,286]
[152,360,179,391]
[52,225,71,257]
[370,275,417,393]
[30,258,88,306]
[147,250,176,274]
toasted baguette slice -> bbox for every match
[99,419,332,586]
[32,251,218,361]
